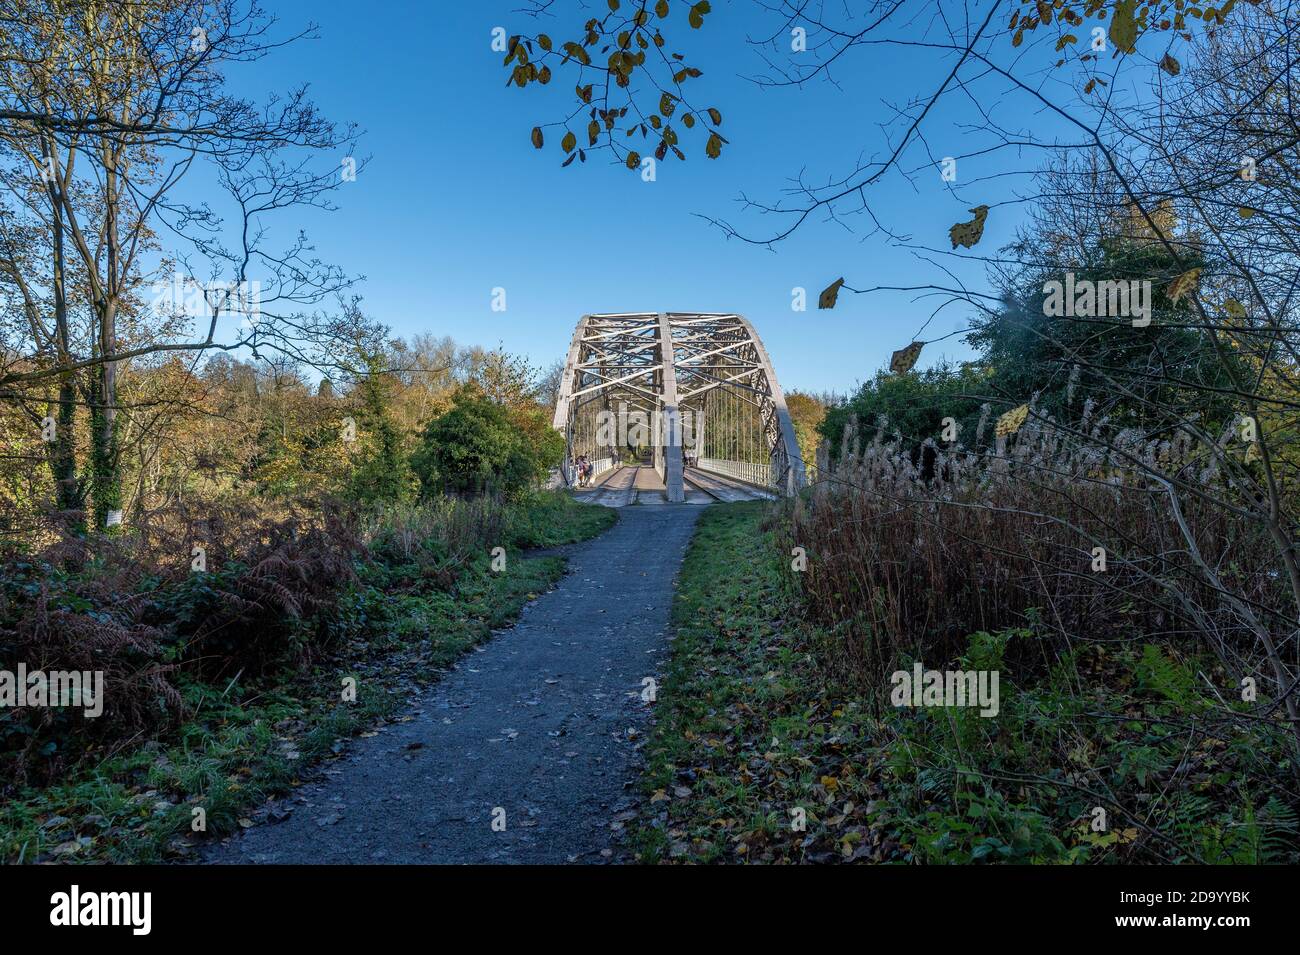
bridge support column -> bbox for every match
[657,312,685,502]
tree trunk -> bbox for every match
[47,164,82,526]
[89,300,121,531]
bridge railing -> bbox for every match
[566,456,616,487]
[697,457,773,488]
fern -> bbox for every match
[1134,643,1197,709]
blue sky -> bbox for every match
[218,0,1076,395]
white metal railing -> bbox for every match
[697,457,774,488]
[568,456,616,487]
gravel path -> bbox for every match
[201,503,702,864]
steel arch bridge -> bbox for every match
[552,312,805,504]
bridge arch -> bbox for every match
[552,312,805,502]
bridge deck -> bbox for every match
[684,467,777,502]
[572,464,772,508]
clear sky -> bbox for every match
[219,0,1067,396]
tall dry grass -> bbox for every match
[785,405,1287,693]
[361,496,504,566]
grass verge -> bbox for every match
[632,502,1298,864]
[1,493,615,864]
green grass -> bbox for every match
[630,501,882,863]
[507,489,616,547]
[632,502,1300,865]
[0,491,615,864]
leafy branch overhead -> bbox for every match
[511,0,727,169]
[1010,0,1245,55]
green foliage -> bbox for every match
[916,790,1066,864]
[87,380,122,533]
[1135,643,1199,710]
[821,361,986,457]
[821,236,1249,461]
[785,391,827,475]
[962,627,1015,672]
[505,489,617,547]
[411,384,563,499]
[967,235,1245,431]
[347,357,417,505]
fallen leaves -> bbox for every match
[629,508,892,865]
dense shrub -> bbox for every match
[968,238,1244,434]
[411,385,563,499]
[820,362,986,471]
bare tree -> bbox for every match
[0,0,368,529]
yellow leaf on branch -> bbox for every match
[949,205,989,249]
[890,341,924,375]
[818,278,845,310]
[996,404,1030,437]
[1167,267,1201,304]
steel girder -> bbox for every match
[552,312,806,501]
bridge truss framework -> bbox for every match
[552,312,806,502]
